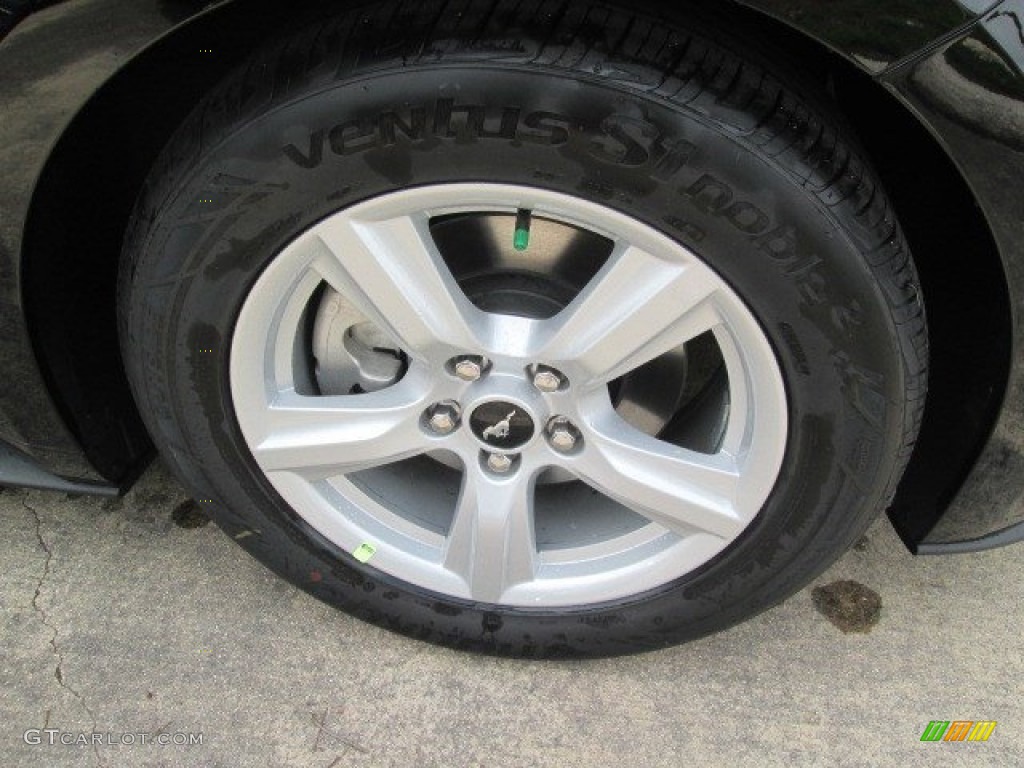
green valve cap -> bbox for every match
[514,208,532,251]
[513,228,530,251]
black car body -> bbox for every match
[1,0,1022,557]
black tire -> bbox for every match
[119,0,927,657]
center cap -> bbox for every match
[470,401,535,450]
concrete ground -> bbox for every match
[1,460,1020,768]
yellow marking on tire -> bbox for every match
[352,543,377,563]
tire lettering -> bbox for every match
[832,351,887,428]
[329,118,378,155]
[282,104,664,162]
[651,137,696,182]
[521,111,571,146]
[589,115,656,166]
[721,201,770,234]
[282,130,324,168]
[432,99,520,140]
[663,215,706,243]
[578,177,616,200]
[685,174,734,215]
[378,107,428,145]
[831,300,865,337]
[778,322,810,375]
[753,224,799,262]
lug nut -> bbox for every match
[426,402,461,434]
[532,367,564,392]
[547,417,581,453]
[430,412,456,434]
[549,429,576,452]
[454,359,483,382]
[486,452,514,474]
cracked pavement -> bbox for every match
[1,460,1022,767]
[23,495,102,766]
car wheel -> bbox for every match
[119,0,927,656]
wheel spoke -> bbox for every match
[310,213,481,355]
[535,243,721,386]
[575,410,746,540]
[443,463,538,603]
[253,382,432,479]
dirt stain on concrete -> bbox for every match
[172,499,210,529]
[811,579,882,633]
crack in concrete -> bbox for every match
[23,497,107,768]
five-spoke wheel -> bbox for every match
[230,185,788,606]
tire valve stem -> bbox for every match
[513,208,532,251]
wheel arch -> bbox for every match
[19,0,1012,549]
[18,0,317,482]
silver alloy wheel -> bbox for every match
[230,184,788,607]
